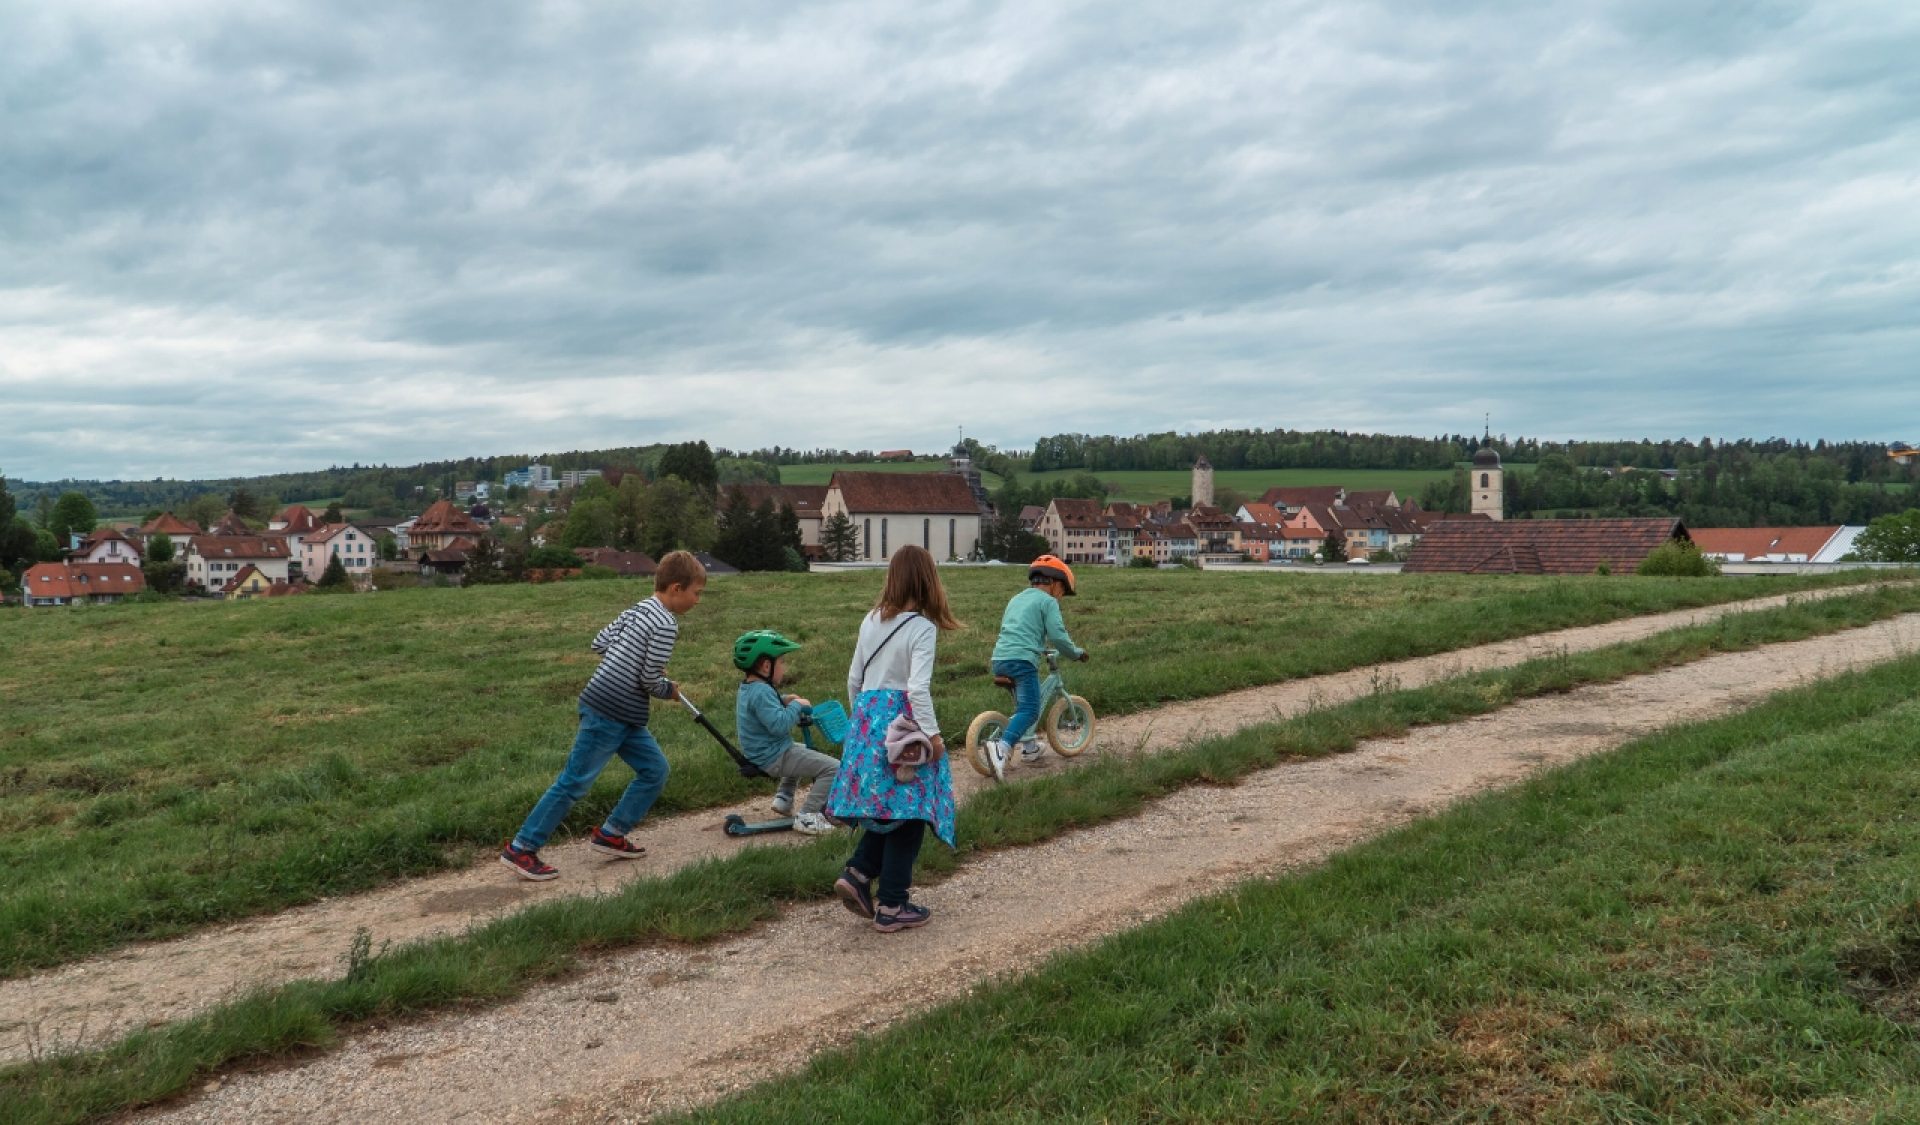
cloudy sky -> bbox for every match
[4,1,1918,481]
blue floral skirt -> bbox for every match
[824,688,956,848]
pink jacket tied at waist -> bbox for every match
[884,714,942,782]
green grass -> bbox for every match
[1021,466,1464,504]
[2,582,1917,1124]
[0,570,1882,977]
[775,461,1009,489]
[688,642,1920,1123]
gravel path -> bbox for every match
[134,608,1920,1124]
[0,586,1865,1063]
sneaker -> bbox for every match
[587,826,646,860]
[792,812,835,836]
[872,901,932,933]
[500,842,558,881]
[1019,740,1046,764]
[770,792,794,816]
[985,739,1008,783]
[833,867,875,918]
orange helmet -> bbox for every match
[1028,554,1077,596]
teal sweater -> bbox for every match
[736,680,807,768]
[990,587,1084,667]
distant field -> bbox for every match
[776,461,1008,489]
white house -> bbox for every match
[69,527,143,565]
[187,536,292,595]
[821,472,982,562]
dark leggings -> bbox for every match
[848,820,926,908]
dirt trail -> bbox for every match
[134,610,1920,1124]
[0,586,1868,1062]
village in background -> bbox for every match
[6,428,1920,607]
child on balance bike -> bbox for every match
[981,554,1088,781]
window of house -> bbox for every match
[863,519,872,560]
[881,519,889,558]
[949,519,956,557]
[923,518,930,550]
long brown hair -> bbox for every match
[875,545,961,630]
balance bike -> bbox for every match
[965,649,1097,777]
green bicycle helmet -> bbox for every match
[733,629,802,673]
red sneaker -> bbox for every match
[587,826,646,859]
[500,842,558,881]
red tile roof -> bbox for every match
[1404,519,1688,575]
[829,471,980,514]
[573,548,660,576]
[412,499,488,536]
[192,536,292,560]
[725,484,829,519]
[1049,498,1105,529]
[1239,502,1286,526]
[1343,490,1398,509]
[210,512,253,536]
[271,505,321,533]
[1689,527,1841,560]
[23,562,147,599]
[140,512,202,536]
[226,564,268,591]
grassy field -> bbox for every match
[1022,466,1468,504]
[775,461,1009,489]
[689,650,1920,1123]
[6,580,1917,1124]
[0,569,1873,977]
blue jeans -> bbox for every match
[992,659,1042,745]
[513,703,670,851]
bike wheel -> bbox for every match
[1042,695,1097,757]
[965,711,1008,777]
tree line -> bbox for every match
[1417,451,1917,526]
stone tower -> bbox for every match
[1191,455,1214,509]
[1471,445,1504,521]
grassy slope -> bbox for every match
[0,569,1872,976]
[776,462,1008,489]
[6,582,1918,1125]
[690,652,1920,1124]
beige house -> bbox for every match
[821,472,982,561]
[1035,498,1110,564]
[409,500,489,556]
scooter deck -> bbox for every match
[723,813,795,836]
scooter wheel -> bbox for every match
[723,813,749,836]
[1043,695,1097,757]
[965,711,1008,777]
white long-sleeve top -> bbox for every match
[846,609,941,737]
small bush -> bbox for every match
[1128,555,1158,569]
[1637,540,1721,577]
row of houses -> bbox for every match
[1024,486,1477,566]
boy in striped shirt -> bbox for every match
[501,551,707,880]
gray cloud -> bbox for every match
[3,0,1918,480]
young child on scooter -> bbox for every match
[982,554,1088,781]
[734,630,841,835]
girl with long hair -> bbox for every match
[825,545,962,932]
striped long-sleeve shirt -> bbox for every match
[577,596,679,727]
